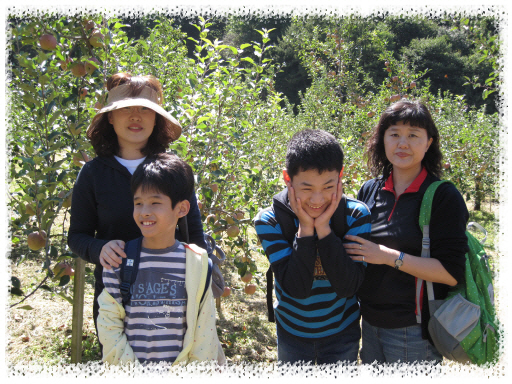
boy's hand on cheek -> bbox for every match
[315,178,342,239]
[286,183,315,237]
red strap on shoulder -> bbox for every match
[184,243,202,255]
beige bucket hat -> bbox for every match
[88,83,182,141]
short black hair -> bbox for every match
[131,153,194,208]
[285,129,344,179]
[365,100,443,178]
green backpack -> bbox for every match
[417,180,500,365]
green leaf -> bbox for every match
[241,57,255,65]
[59,275,71,286]
[10,287,25,296]
[38,74,50,86]
[19,305,34,310]
[57,291,73,304]
[40,285,52,292]
[50,245,58,258]
[11,276,21,289]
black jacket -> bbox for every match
[356,169,468,336]
[254,188,371,339]
[68,155,206,291]
[269,189,369,300]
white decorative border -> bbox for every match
[2,1,510,381]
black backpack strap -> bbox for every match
[265,267,275,322]
[200,257,213,303]
[330,195,347,239]
[177,216,189,243]
[120,237,143,307]
[360,179,382,212]
[266,202,297,322]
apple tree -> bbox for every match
[8,14,131,305]
[166,18,292,285]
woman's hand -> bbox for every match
[344,235,458,285]
[343,234,398,266]
[100,240,126,269]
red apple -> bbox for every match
[226,225,240,238]
[70,62,86,77]
[39,34,57,50]
[59,58,71,71]
[83,20,95,30]
[27,231,46,251]
[85,57,100,75]
[241,272,253,283]
[89,30,104,48]
[221,287,231,297]
[244,284,257,295]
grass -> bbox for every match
[6,199,502,366]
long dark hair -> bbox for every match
[365,100,443,179]
[87,73,175,157]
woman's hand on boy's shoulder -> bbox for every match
[100,239,126,269]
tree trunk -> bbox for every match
[473,176,483,211]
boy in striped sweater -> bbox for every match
[97,153,224,365]
[254,129,371,365]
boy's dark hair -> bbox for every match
[285,129,344,179]
[365,100,443,179]
[131,153,194,208]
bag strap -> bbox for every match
[120,235,211,306]
[200,257,213,303]
[120,236,143,307]
[185,243,213,304]
[416,180,452,322]
[267,204,295,323]
[178,216,189,243]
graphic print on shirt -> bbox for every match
[131,269,187,311]
[313,254,328,280]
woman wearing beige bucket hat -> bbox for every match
[68,73,207,351]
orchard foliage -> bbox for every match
[8,14,499,305]
[285,17,498,202]
[8,15,130,303]
[8,15,293,303]
[168,19,292,280]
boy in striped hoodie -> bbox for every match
[97,153,224,365]
[254,129,371,365]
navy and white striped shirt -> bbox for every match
[255,195,371,339]
[102,240,187,363]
